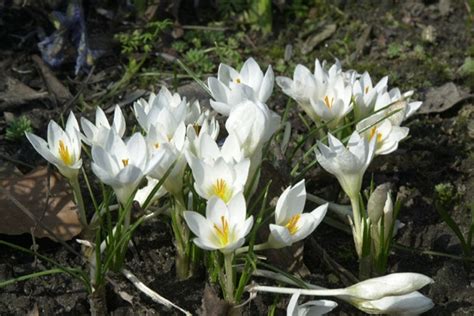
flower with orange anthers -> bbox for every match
[187,156,250,203]
[26,112,82,179]
[356,111,409,156]
[183,193,253,253]
[268,180,328,249]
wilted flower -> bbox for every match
[315,132,376,199]
[208,57,274,115]
[26,112,82,179]
[268,180,328,248]
[80,105,125,146]
[91,130,149,204]
[287,292,337,316]
[184,194,253,253]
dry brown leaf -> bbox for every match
[0,166,82,240]
[419,82,472,114]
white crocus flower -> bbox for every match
[225,100,281,158]
[343,273,433,301]
[355,291,434,315]
[375,88,422,121]
[208,57,274,115]
[276,64,318,121]
[356,112,409,156]
[352,72,388,120]
[146,123,187,197]
[133,86,188,132]
[26,112,82,179]
[309,74,353,127]
[183,194,254,253]
[315,131,376,199]
[91,131,149,204]
[80,105,126,146]
[188,156,250,203]
[268,180,328,248]
[185,131,244,165]
[287,292,337,316]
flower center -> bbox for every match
[122,159,129,167]
[285,214,301,235]
[369,127,383,143]
[154,143,160,149]
[193,124,202,135]
[365,86,369,94]
[213,216,230,246]
[323,95,334,109]
[234,78,241,84]
[211,178,232,203]
[58,140,73,166]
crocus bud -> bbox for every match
[367,183,392,224]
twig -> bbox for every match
[121,268,192,316]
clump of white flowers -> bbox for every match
[25,56,431,315]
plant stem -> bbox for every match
[235,242,271,255]
[306,193,353,223]
[70,176,88,228]
[171,196,190,279]
[224,253,235,304]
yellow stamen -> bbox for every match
[154,143,160,149]
[58,140,73,166]
[235,78,241,84]
[365,86,369,94]
[122,159,129,167]
[213,216,230,246]
[193,124,202,135]
[323,95,334,109]
[285,214,301,235]
[369,127,383,143]
[211,178,232,203]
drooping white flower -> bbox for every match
[356,111,409,156]
[315,131,376,199]
[91,130,150,204]
[268,180,328,248]
[287,292,337,316]
[225,100,281,157]
[355,291,434,315]
[80,105,126,146]
[185,131,244,165]
[26,112,82,179]
[188,156,250,203]
[208,57,274,115]
[352,72,388,121]
[183,194,254,253]
[344,273,433,301]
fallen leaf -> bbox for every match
[301,24,337,55]
[418,82,472,114]
[0,76,49,110]
[0,166,82,240]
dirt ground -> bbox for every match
[0,0,473,315]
